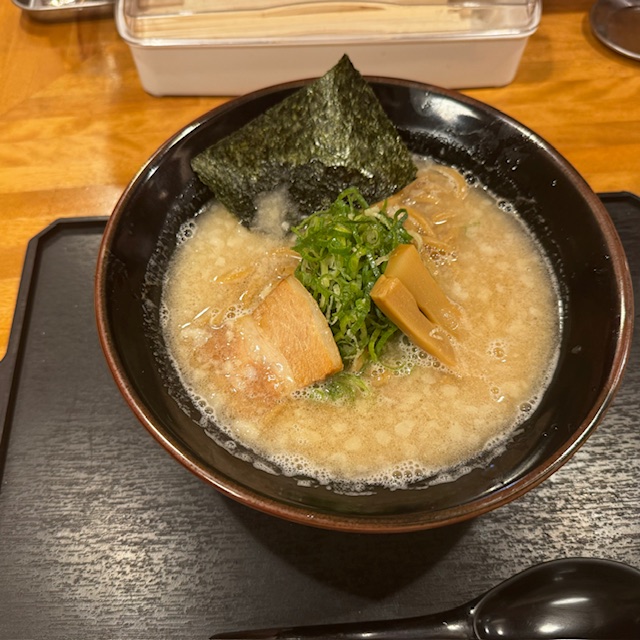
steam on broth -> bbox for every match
[161,159,561,490]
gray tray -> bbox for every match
[0,195,638,639]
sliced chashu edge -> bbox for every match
[204,313,298,400]
[253,275,343,390]
[202,275,343,403]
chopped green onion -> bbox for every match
[293,187,412,370]
[304,372,371,403]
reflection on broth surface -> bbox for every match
[161,160,561,490]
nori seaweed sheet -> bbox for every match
[191,55,417,226]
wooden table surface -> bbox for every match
[1,0,639,360]
[1,6,639,637]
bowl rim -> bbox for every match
[95,76,635,533]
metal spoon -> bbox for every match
[211,557,640,639]
[590,0,640,60]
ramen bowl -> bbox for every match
[95,78,633,533]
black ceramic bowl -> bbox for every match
[95,78,633,533]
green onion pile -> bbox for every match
[293,187,412,370]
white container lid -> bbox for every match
[117,0,542,47]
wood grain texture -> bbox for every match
[0,0,639,360]
[0,205,638,639]
[1,5,639,637]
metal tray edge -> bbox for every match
[12,0,114,22]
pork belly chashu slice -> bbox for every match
[253,275,343,391]
[204,275,343,402]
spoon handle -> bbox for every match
[210,606,473,639]
[212,558,640,640]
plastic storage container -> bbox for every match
[116,0,541,96]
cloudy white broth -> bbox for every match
[161,160,561,490]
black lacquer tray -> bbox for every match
[0,194,639,640]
